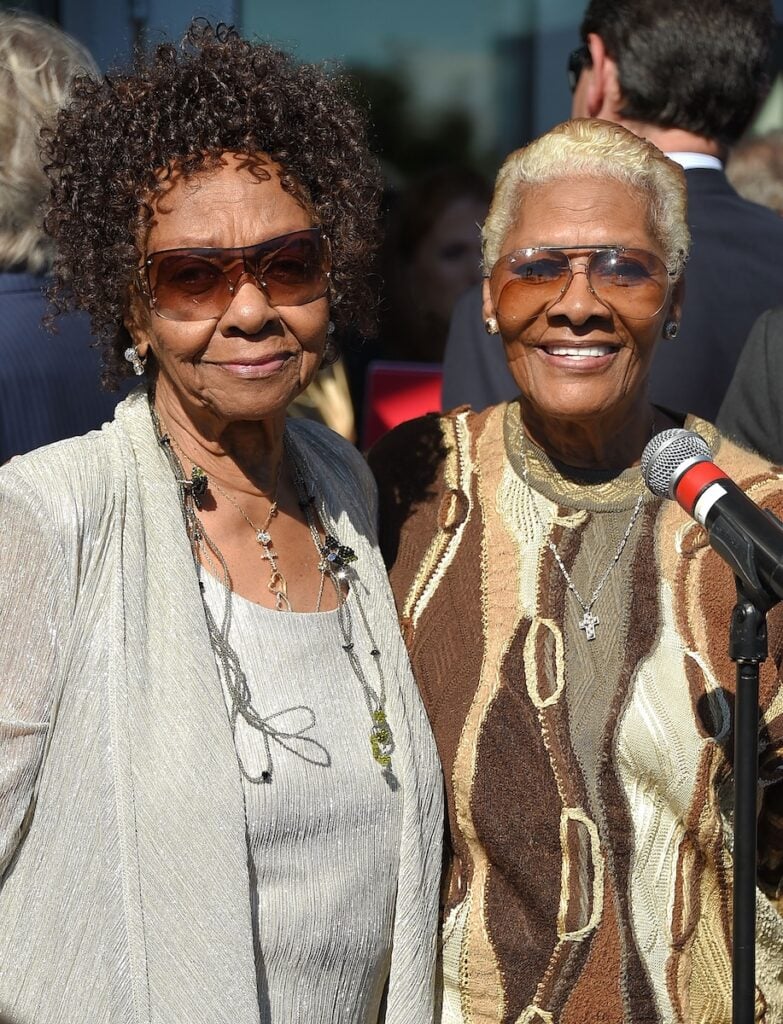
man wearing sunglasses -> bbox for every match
[443,0,783,425]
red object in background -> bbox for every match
[362,360,443,449]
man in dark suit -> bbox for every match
[718,306,783,463]
[442,0,783,423]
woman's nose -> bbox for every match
[548,262,609,322]
[221,272,277,331]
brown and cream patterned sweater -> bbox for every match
[370,401,783,1024]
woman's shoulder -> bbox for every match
[693,414,783,482]
[368,402,506,493]
[688,413,783,520]
[0,419,121,525]
[285,418,378,518]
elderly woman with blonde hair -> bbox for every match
[371,118,783,1022]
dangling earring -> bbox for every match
[321,322,339,368]
[484,317,499,335]
[124,346,146,375]
[663,320,679,341]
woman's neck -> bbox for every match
[153,388,286,498]
[519,400,675,472]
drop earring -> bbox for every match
[321,322,339,368]
[124,346,146,375]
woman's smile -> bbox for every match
[535,340,621,368]
[205,352,293,378]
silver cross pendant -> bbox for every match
[579,609,599,641]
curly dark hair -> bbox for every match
[43,20,382,387]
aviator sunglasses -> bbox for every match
[488,246,674,323]
[138,227,331,322]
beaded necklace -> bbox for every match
[151,404,395,784]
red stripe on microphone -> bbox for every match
[674,461,728,513]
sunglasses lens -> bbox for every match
[589,249,669,318]
[491,250,571,324]
[256,234,329,307]
[144,229,330,321]
[489,247,670,325]
[149,254,231,321]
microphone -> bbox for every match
[641,428,783,607]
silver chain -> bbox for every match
[518,427,644,640]
[151,404,394,781]
[284,437,395,779]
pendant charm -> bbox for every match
[579,609,599,641]
[320,534,358,574]
[370,709,394,769]
[188,466,209,508]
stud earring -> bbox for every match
[663,320,679,341]
[124,346,146,375]
[484,317,499,335]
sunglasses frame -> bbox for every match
[489,245,675,320]
[136,227,331,322]
[567,44,592,93]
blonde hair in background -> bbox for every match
[482,118,690,278]
[0,11,97,273]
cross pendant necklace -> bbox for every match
[578,609,600,641]
[518,424,646,642]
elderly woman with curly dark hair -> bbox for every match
[0,22,442,1024]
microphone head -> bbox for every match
[641,428,712,498]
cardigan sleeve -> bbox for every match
[0,470,72,876]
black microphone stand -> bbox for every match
[710,515,778,1023]
[728,588,766,1024]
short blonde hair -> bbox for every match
[0,12,97,273]
[482,118,690,279]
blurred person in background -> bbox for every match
[0,10,120,463]
[346,168,490,446]
[0,21,441,1024]
[379,167,490,365]
[727,130,783,216]
[717,132,783,463]
[717,303,783,463]
[443,0,783,424]
[371,118,783,1024]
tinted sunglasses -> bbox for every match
[567,44,591,93]
[488,246,673,322]
[138,227,331,322]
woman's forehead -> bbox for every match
[143,154,314,252]
[503,177,659,253]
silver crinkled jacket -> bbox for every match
[0,388,442,1024]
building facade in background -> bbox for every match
[2,0,782,181]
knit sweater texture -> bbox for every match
[370,401,783,1024]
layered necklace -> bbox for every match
[151,405,395,783]
[518,424,645,641]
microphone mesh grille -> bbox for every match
[640,428,712,497]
